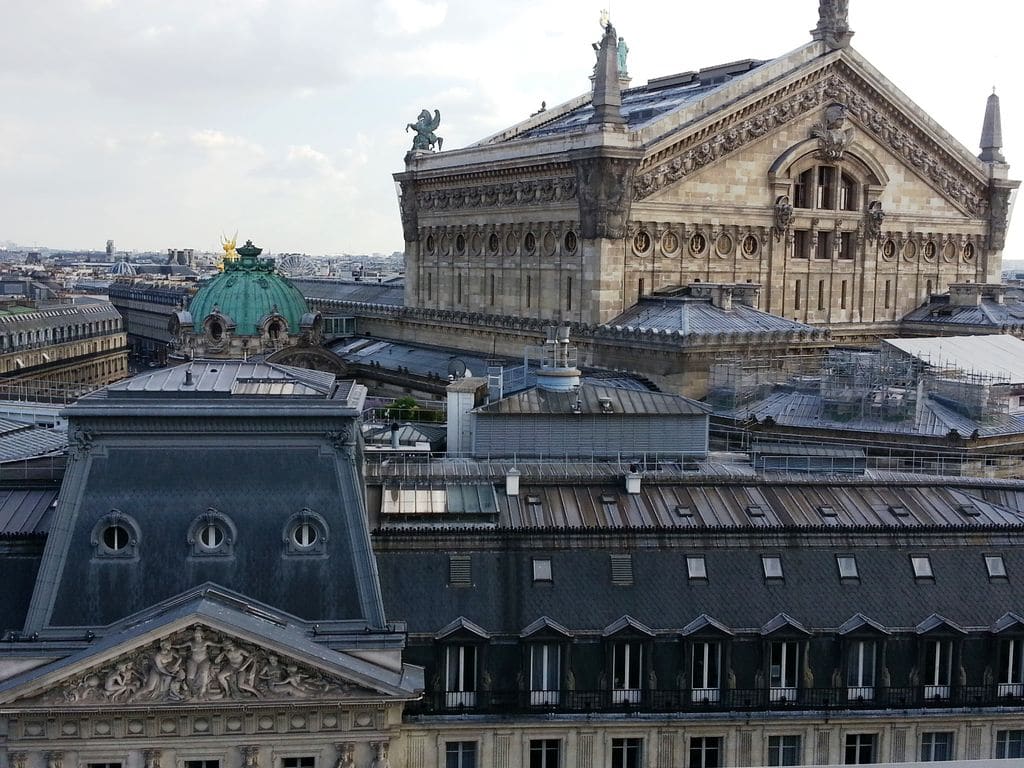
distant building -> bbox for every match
[0,299,128,395]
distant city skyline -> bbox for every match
[1,1,1019,257]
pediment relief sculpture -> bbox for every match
[633,66,988,217]
[17,624,372,706]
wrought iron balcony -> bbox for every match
[406,685,1024,717]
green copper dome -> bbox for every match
[188,240,311,337]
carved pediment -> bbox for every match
[13,623,378,707]
[633,61,989,218]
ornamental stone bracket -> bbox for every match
[573,152,642,239]
[989,181,1020,250]
[397,178,419,243]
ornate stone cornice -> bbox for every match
[633,62,990,218]
[416,176,577,213]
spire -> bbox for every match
[979,89,1006,164]
[590,22,624,126]
[811,0,853,50]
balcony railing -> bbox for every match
[406,685,1024,717]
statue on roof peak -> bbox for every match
[811,0,853,50]
[406,109,443,153]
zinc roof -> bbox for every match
[0,487,58,535]
[610,297,815,335]
[475,382,710,416]
[884,334,1024,383]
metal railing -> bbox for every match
[406,685,1024,716]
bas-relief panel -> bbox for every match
[12,623,377,708]
[640,113,984,226]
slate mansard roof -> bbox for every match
[19,361,382,634]
[369,457,1024,639]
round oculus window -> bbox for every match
[103,524,130,551]
[198,522,225,550]
[563,231,578,253]
[292,522,318,548]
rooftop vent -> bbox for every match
[598,395,614,414]
[675,505,693,518]
[889,505,911,518]
[746,505,766,518]
[610,554,634,586]
[505,467,521,497]
[818,505,837,518]
[448,555,472,587]
[957,503,981,517]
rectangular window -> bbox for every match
[911,555,933,579]
[457,273,463,304]
[923,638,952,698]
[762,555,783,580]
[282,760,315,768]
[530,643,561,705]
[770,640,799,700]
[840,175,857,211]
[690,736,723,768]
[920,732,954,762]
[612,640,643,703]
[185,763,220,768]
[566,277,572,312]
[87,764,123,768]
[526,275,532,308]
[844,734,877,764]
[841,279,848,309]
[794,231,810,259]
[490,274,495,306]
[795,169,813,208]
[987,555,1008,580]
[1000,639,1024,696]
[794,280,802,310]
[818,279,825,310]
[884,279,891,309]
[638,278,645,298]
[446,742,478,768]
[846,640,876,700]
[691,640,721,702]
[997,730,1024,759]
[768,735,802,766]
[816,232,832,260]
[836,555,858,580]
[686,555,707,581]
[445,645,477,707]
[530,739,561,768]
[532,557,552,582]
[611,738,643,768]
[840,231,854,259]
[817,166,835,209]
[427,272,433,301]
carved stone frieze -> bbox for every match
[575,156,639,239]
[19,623,368,707]
[821,72,988,215]
[632,63,990,218]
[416,177,576,213]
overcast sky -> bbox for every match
[0,0,1018,256]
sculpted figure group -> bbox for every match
[44,624,351,705]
